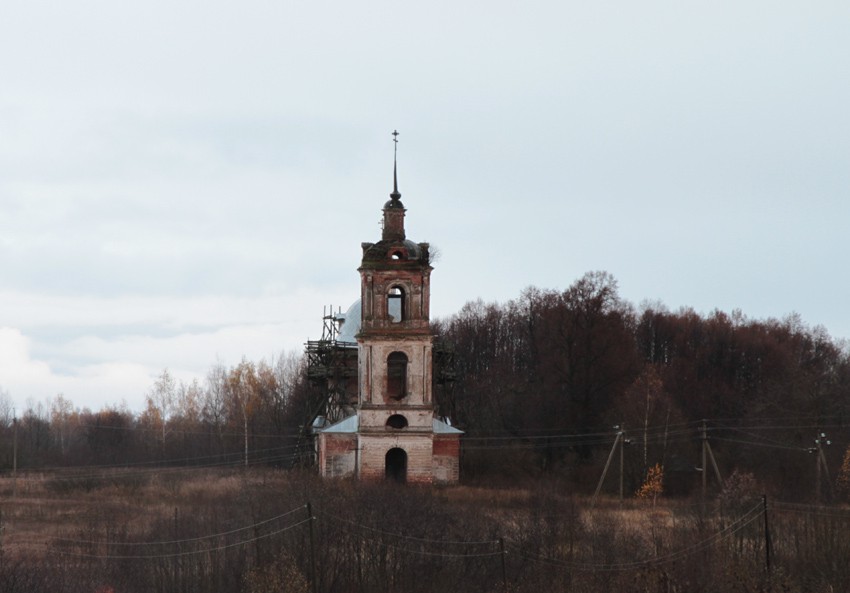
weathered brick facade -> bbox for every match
[317,155,461,484]
[433,436,461,483]
[318,432,356,478]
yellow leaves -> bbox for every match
[636,463,664,504]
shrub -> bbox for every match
[636,463,664,505]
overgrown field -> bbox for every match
[0,468,848,592]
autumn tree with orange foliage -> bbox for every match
[636,463,664,506]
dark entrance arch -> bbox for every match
[385,448,407,483]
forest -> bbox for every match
[434,271,850,501]
[2,270,850,502]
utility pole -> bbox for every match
[499,537,508,593]
[12,411,17,500]
[810,432,831,503]
[307,502,318,593]
[592,425,629,506]
[619,423,625,501]
[762,495,772,574]
[700,420,723,501]
[701,420,707,501]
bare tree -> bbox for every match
[147,369,177,453]
[49,394,76,458]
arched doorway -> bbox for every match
[385,448,407,483]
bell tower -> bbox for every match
[316,131,461,484]
[358,132,434,407]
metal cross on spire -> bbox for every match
[390,129,401,201]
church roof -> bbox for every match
[336,299,362,343]
[335,295,404,341]
[319,414,359,433]
[361,238,426,264]
[433,418,463,434]
[318,415,461,435]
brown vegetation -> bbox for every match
[436,272,850,501]
[1,469,850,592]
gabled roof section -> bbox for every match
[320,415,359,433]
[433,418,463,434]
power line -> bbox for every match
[508,500,764,572]
[710,436,807,452]
[319,509,500,546]
[52,504,308,547]
[37,517,313,560]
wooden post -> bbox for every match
[592,431,622,507]
[307,503,318,593]
[816,440,822,504]
[12,414,17,499]
[814,433,831,503]
[706,437,723,487]
[701,420,707,501]
[499,537,508,593]
[762,495,772,573]
[619,429,625,502]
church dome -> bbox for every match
[361,239,424,263]
[383,197,405,209]
[335,299,362,343]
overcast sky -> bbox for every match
[1,1,848,413]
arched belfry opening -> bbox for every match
[386,352,408,400]
[388,286,405,322]
[385,448,407,483]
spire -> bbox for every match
[390,130,401,202]
[381,129,406,240]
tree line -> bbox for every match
[434,271,850,499]
[2,270,849,500]
[0,352,311,471]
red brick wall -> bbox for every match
[319,434,357,478]
[432,435,460,484]
[433,437,460,456]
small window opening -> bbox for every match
[387,286,405,322]
[391,251,403,260]
[386,414,408,429]
[387,352,408,400]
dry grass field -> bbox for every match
[0,469,250,555]
[0,468,848,592]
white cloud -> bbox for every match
[0,287,352,411]
[0,327,53,382]
[0,327,145,411]
[0,321,313,413]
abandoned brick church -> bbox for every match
[314,136,462,484]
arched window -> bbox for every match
[386,414,408,429]
[387,286,405,323]
[386,352,408,400]
[385,448,407,483]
